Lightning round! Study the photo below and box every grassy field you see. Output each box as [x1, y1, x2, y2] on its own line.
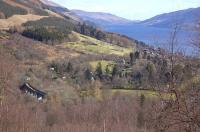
[0, 14, 47, 29]
[111, 89, 175, 99]
[77, 89, 175, 101]
[179, 75, 200, 90]
[89, 60, 115, 72]
[63, 33, 133, 56]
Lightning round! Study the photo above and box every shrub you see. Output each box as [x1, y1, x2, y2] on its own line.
[75, 23, 106, 40]
[95, 62, 103, 79]
[135, 51, 140, 59]
[84, 68, 93, 80]
[46, 112, 58, 127]
[112, 64, 119, 79]
[130, 52, 135, 65]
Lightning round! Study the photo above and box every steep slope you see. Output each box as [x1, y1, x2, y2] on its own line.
[0, 0, 51, 17]
[0, 0, 50, 29]
[71, 10, 132, 26]
[63, 32, 133, 56]
[0, 14, 47, 30]
[140, 7, 200, 29]
[40, 0, 81, 22]
[18, 0, 45, 8]
[40, 0, 60, 7]
[3, 0, 46, 12]
[3, 0, 33, 14]
[0, 0, 79, 29]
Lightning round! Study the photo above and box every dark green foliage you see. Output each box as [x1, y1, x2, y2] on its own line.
[112, 65, 119, 79]
[135, 51, 140, 59]
[49, 61, 74, 76]
[105, 65, 110, 75]
[23, 17, 75, 31]
[66, 62, 73, 73]
[23, 18, 106, 42]
[130, 52, 134, 65]
[85, 68, 93, 80]
[0, 1, 27, 18]
[133, 72, 143, 87]
[75, 23, 106, 40]
[49, 61, 60, 74]
[22, 27, 66, 43]
[146, 62, 156, 81]
[95, 62, 103, 79]
[22, 17, 75, 42]
[96, 31, 106, 40]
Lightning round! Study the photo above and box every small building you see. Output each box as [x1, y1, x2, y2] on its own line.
[20, 83, 47, 101]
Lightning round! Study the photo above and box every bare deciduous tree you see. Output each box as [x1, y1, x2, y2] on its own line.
[150, 23, 200, 132]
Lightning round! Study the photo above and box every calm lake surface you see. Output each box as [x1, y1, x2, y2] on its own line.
[105, 24, 199, 56]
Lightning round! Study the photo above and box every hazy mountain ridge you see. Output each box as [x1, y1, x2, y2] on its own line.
[72, 7, 200, 30]
[139, 7, 200, 29]
[40, 0, 81, 21]
[40, 0, 60, 7]
[40, 1, 200, 30]
[71, 9, 133, 26]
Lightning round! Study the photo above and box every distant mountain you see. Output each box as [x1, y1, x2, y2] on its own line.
[140, 7, 200, 29]
[40, 0, 60, 7]
[40, 0, 81, 22]
[71, 10, 133, 26]
[41, 0, 70, 12]
[71, 7, 200, 30]
[102, 8, 200, 55]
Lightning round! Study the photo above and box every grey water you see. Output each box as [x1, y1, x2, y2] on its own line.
[104, 24, 199, 56]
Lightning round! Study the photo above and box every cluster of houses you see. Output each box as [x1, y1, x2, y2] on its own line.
[18, 48, 161, 102]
